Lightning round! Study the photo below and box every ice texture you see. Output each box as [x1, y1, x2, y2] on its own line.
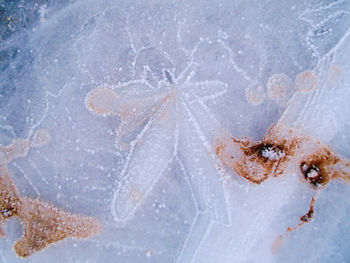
[0, 0, 350, 262]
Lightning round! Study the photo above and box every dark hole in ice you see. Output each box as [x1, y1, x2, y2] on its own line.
[300, 162, 326, 188]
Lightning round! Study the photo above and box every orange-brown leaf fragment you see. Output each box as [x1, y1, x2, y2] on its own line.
[0, 166, 20, 234]
[14, 197, 103, 258]
[215, 125, 302, 184]
[0, 165, 103, 258]
[215, 123, 350, 187]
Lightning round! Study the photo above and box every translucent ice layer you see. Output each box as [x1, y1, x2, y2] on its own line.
[0, 0, 350, 262]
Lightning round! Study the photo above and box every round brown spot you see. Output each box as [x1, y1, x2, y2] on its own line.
[32, 129, 51, 148]
[295, 71, 318, 93]
[246, 84, 266, 106]
[266, 73, 291, 102]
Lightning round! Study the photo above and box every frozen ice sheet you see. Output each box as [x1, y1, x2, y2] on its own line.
[0, 0, 350, 262]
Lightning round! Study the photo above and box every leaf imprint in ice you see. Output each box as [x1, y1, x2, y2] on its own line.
[85, 83, 176, 151]
[84, 54, 230, 224]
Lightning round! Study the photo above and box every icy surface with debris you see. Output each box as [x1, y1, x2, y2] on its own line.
[1, 0, 350, 262]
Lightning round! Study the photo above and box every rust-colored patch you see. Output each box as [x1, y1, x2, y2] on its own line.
[0, 165, 102, 258]
[15, 197, 102, 258]
[266, 73, 291, 103]
[299, 148, 339, 189]
[272, 197, 317, 253]
[272, 235, 284, 254]
[215, 124, 303, 184]
[0, 166, 20, 235]
[235, 141, 286, 183]
[32, 129, 51, 148]
[85, 85, 120, 116]
[286, 197, 316, 235]
[215, 123, 348, 187]
[214, 123, 350, 243]
[0, 139, 30, 165]
[246, 84, 266, 106]
[295, 71, 318, 93]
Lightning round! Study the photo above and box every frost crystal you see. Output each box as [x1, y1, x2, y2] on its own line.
[261, 145, 285, 161]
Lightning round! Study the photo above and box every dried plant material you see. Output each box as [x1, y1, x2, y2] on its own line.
[215, 125, 303, 184]
[0, 139, 30, 165]
[246, 84, 266, 106]
[273, 196, 318, 251]
[287, 196, 316, 235]
[0, 166, 21, 236]
[295, 71, 318, 93]
[15, 197, 103, 258]
[31, 129, 52, 148]
[266, 73, 291, 103]
[0, 165, 103, 258]
[215, 123, 348, 185]
[215, 123, 350, 234]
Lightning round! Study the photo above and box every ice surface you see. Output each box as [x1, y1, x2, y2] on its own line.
[0, 0, 350, 262]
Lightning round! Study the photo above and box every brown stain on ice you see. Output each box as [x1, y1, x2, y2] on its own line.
[271, 234, 284, 254]
[0, 166, 20, 236]
[129, 184, 145, 203]
[85, 85, 120, 116]
[215, 125, 304, 184]
[246, 85, 266, 106]
[15, 197, 102, 258]
[215, 123, 350, 243]
[32, 129, 51, 148]
[1, 130, 53, 165]
[273, 196, 317, 253]
[85, 85, 176, 150]
[215, 124, 348, 186]
[0, 165, 102, 258]
[287, 196, 316, 235]
[0, 139, 30, 165]
[266, 73, 291, 103]
[295, 71, 318, 93]
[299, 148, 342, 189]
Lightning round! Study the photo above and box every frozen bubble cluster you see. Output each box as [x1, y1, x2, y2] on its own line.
[1, 0, 350, 262]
